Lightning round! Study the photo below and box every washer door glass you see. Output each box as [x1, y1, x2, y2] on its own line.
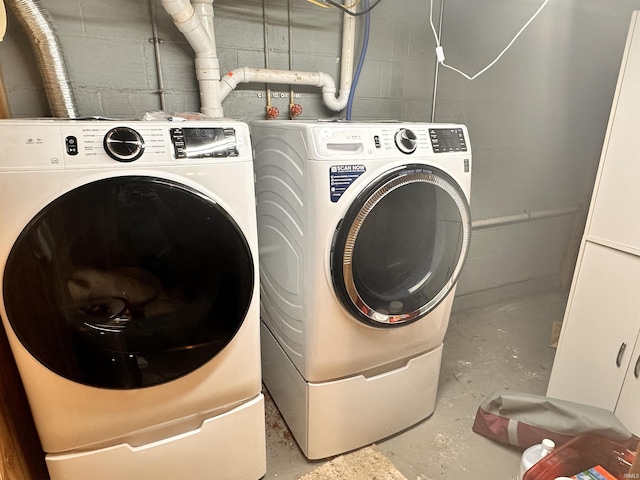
[3, 177, 254, 389]
[331, 164, 471, 327]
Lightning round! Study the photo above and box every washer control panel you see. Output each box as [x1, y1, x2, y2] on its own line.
[311, 122, 469, 160]
[429, 127, 468, 153]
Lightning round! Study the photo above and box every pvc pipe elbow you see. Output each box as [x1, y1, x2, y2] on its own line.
[219, 68, 245, 101]
[160, 0, 194, 22]
[318, 72, 348, 111]
[323, 89, 350, 112]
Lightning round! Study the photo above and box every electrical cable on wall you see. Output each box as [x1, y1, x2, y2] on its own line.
[430, 0, 551, 80]
[321, 0, 383, 16]
[306, 0, 384, 17]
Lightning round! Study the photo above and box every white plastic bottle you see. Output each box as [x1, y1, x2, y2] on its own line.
[517, 438, 555, 480]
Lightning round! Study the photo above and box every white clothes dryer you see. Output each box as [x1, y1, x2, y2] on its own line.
[0, 119, 265, 479]
[251, 120, 472, 459]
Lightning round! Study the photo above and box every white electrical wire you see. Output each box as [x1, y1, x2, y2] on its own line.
[430, 0, 551, 80]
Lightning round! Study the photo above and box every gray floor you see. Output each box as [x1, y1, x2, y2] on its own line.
[262, 289, 568, 479]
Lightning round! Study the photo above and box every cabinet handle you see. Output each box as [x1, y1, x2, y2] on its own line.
[634, 356, 640, 379]
[616, 342, 627, 367]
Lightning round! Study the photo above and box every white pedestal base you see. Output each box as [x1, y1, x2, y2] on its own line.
[46, 394, 266, 480]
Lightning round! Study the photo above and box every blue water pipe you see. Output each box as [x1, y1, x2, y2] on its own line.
[345, 0, 371, 121]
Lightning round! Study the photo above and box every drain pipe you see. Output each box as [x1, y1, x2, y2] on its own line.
[219, 9, 356, 111]
[219, 67, 344, 109]
[191, 0, 223, 118]
[162, 0, 356, 117]
[162, 0, 223, 118]
[6, 0, 77, 118]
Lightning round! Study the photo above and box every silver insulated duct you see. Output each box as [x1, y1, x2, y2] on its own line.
[6, 0, 77, 118]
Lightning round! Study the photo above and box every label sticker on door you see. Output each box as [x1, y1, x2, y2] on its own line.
[329, 164, 366, 203]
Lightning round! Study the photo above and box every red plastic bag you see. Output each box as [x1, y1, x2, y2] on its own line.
[472, 390, 637, 449]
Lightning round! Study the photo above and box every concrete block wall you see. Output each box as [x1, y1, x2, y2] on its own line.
[0, 0, 436, 121]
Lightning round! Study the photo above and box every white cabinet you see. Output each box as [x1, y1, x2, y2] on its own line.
[547, 242, 640, 424]
[588, 10, 640, 252]
[547, 12, 640, 436]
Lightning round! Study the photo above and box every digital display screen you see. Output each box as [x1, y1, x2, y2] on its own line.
[437, 130, 459, 149]
[430, 128, 467, 153]
[171, 127, 237, 158]
[183, 128, 225, 146]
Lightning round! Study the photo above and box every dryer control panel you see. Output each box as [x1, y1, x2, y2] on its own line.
[169, 127, 239, 159]
[0, 119, 252, 171]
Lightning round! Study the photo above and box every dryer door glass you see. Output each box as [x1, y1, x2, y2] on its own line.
[331, 164, 470, 327]
[3, 177, 254, 389]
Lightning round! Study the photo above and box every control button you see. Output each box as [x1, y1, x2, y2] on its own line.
[169, 127, 186, 158]
[65, 136, 79, 155]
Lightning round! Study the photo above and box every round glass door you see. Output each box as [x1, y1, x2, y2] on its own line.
[331, 164, 471, 327]
[3, 176, 254, 389]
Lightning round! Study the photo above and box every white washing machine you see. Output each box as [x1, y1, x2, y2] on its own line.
[251, 120, 472, 459]
[0, 119, 265, 479]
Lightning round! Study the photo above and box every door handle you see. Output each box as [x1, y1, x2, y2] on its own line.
[616, 342, 627, 367]
[634, 355, 640, 379]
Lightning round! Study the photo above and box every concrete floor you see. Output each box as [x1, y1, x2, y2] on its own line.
[262, 289, 568, 479]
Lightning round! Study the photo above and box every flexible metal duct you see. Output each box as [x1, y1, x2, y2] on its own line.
[6, 0, 77, 117]
[1, 1, 7, 41]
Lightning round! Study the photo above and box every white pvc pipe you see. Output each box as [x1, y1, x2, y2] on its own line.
[193, 0, 215, 42]
[219, 67, 337, 102]
[219, 9, 355, 112]
[162, 0, 357, 116]
[161, 0, 223, 118]
[184, 1, 223, 118]
[336, 9, 356, 109]
[161, 0, 193, 22]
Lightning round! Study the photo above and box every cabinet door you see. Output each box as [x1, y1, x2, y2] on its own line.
[547, 242, 640, 410]
[615, 331, 640, 436]
[588, 14, 640, 250]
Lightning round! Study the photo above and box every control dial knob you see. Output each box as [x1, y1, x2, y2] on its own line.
[103, 127, 145, 162]
[394, 128, 418, 154]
